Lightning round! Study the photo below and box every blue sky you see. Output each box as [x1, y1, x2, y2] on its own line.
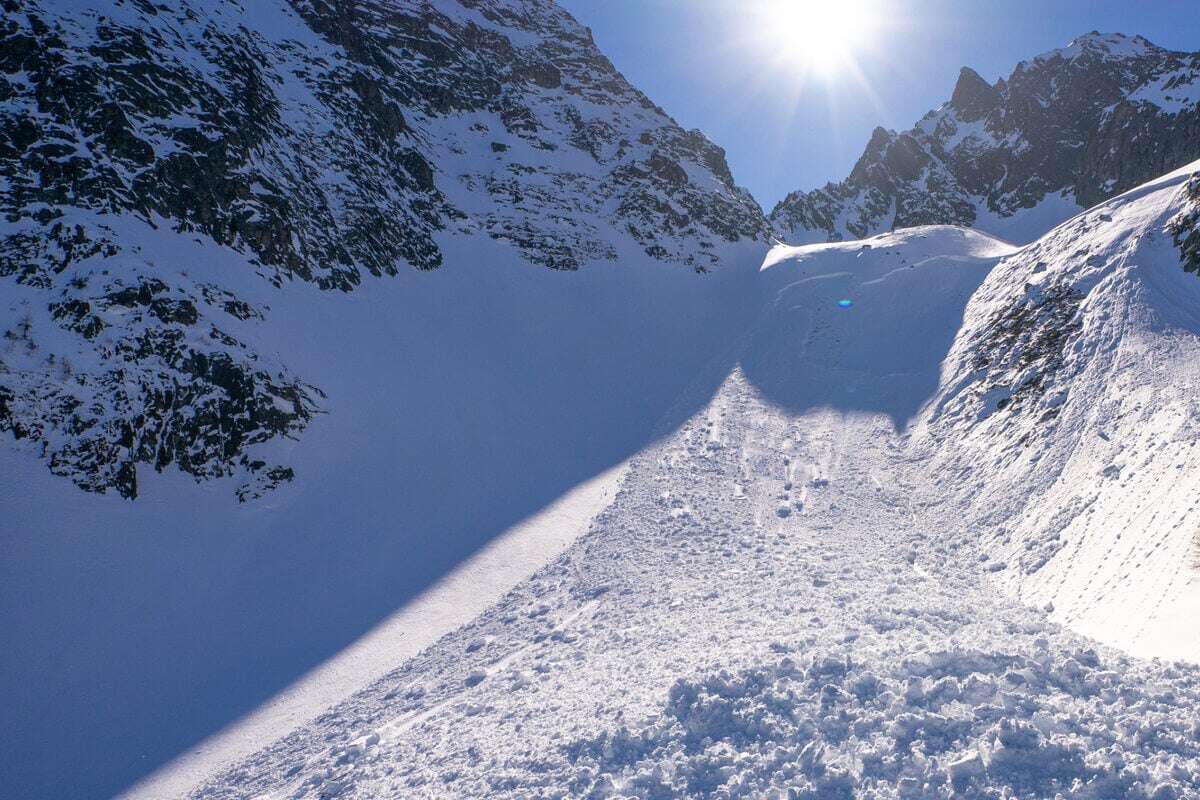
[556, 0, 1200, 209]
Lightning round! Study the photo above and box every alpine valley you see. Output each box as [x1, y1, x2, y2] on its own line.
[1, 3, 1199, 799]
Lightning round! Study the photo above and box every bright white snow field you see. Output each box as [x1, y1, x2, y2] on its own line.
[5, 156, 1200, 796]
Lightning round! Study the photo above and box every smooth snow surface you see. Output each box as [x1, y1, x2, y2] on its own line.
[750, 227, 1016, 430]
[971, 191, 1084, 246]
[119, 460, 628, 800]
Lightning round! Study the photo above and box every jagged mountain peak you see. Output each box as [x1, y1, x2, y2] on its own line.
[949, 66, 1000, 121]
[859, 125, 897, 154]
[771, 31, 1200, 246]
[0, 0, 769, 500]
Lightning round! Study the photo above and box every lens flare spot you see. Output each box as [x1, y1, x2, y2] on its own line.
[749, 0, 883, 79]
[837, 299, 854, 308]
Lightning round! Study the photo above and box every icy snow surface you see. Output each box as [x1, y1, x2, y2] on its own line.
[180, 211, 1200, 798]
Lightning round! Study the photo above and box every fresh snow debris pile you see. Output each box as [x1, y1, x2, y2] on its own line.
[567, 644, 1200, 800]
[771, 33, 1200, 246]
[918, 161, 1200, 662]
[186, 172, 1200, 799]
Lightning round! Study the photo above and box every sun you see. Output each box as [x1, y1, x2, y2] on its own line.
[750, 0, 881, 79]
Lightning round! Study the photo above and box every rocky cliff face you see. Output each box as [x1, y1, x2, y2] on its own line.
[1168, 172, 1200, 274]
[0, 0, 768, 499]
[770, 33, 1200, 245]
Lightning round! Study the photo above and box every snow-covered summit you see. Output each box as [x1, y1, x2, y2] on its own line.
[770, 33, 1200, 246]
[1035, 31, 1159, 64]
[0, 0, 769, 500]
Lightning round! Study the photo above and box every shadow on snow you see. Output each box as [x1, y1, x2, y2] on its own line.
[0, 235, 1001, 799]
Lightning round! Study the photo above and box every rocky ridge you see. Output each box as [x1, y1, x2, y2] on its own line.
[0, 0, 768, 498]
[770, 33, 1200, 245]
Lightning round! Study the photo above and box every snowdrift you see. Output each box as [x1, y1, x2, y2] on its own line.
[746, 226, 1015, 428]
[919, 161, 1200, 662]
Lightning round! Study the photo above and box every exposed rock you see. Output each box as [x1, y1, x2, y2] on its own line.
[1167, 173, 1200, 274]
[0, 0, 768, 499]
[772, 33, 1200, 244]
[949, 67, 1001, 121]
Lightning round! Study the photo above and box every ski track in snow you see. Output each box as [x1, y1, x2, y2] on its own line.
[187, 217, 1200, 799]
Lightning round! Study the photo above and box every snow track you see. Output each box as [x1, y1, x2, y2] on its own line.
[190, 219, 1200, 799]
[191, 369, 1200, 800]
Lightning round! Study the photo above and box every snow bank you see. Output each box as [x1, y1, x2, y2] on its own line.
[920, 159, 1200, 662]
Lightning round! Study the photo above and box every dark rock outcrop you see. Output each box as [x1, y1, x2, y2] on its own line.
[1167, 172, 1200, 275]
[771, 33, 1200, 244]
[0, 0, 769, 499]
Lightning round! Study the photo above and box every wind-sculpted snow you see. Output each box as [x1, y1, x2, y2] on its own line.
[919, 162, 1200, 661]
[0, 0, 767, 498]
[771, 33, 1200, 245]
[745, 226, 1014, 428]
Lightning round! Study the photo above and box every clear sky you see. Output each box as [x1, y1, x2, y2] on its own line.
[556, 0, 1200, 210]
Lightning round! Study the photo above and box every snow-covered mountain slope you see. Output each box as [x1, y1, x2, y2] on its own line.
[6, 5, 1200, 798]
[744, 227, 1015, 429]
[0, 0, 767, 500]
[182, 220, 1200, 800]
[916, 161, 1200, 662]
[0, 2, 775, 798]
[0, 226, 764, 800]
[770, 33, 1200, 245]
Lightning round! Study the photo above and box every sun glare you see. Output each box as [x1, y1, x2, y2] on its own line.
[751, 0, 881, 79]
